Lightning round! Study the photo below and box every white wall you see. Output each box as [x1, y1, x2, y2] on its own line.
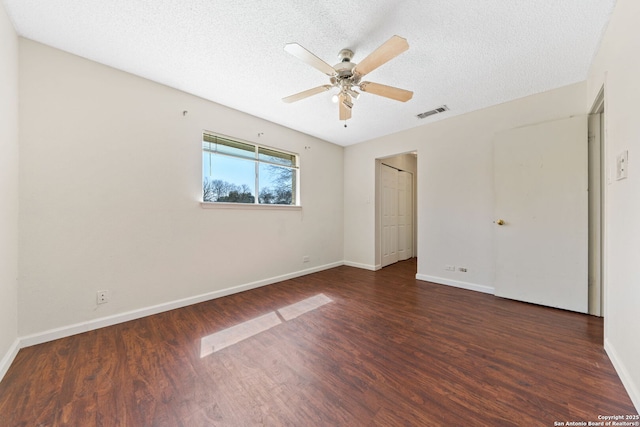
[344, 82, 586, 288]
[0, 3, 19, 379]
[587, 0, 640, 410]
[18, 39, 344, 338]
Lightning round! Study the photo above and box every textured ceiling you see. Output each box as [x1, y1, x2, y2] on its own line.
[3, 0, 616, 146]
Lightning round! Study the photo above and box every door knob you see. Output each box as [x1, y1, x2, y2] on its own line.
[495, 219, 505, 225]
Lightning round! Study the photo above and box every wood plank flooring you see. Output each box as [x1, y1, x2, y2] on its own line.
[0, 259, 636, 426]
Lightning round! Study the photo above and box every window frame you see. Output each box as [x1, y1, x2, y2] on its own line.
[201, 132, 301, 209]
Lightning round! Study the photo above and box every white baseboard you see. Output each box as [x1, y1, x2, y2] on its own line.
[19, 261, 344, 349]
[0, 338, 20, 383]
[415, 273, 495, 295]
[343, 261, 381, 271]
[604, 338, 640, 413]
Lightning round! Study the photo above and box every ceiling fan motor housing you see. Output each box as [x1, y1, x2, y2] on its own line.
[334, 48, 358, 82]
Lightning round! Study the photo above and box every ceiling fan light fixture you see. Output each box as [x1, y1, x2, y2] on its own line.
[345, 88, 360, 100]
[331, 94, 339, 103]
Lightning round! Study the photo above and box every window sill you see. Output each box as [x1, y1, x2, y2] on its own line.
[200, 202, 302, 211]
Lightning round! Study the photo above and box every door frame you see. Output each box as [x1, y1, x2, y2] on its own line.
[589, 86, 606, 317]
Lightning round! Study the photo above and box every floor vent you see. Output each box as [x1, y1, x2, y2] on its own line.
[417, 105, 449, 119]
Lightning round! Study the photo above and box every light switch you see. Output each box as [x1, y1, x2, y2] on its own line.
[616, 150, 628, 180]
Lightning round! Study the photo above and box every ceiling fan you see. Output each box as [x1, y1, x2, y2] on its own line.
[282, 35, 413, 123]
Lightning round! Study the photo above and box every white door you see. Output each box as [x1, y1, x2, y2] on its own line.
[494, 116, 588, 313]
[381, 164, 399, 267]
[397, 171, 413, 261]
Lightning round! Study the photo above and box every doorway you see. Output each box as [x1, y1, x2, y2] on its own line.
[493, 116, 589, 313]
[376, 153, 417, 269]
[492, 99, 606, 316]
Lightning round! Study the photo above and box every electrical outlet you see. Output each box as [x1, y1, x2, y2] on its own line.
[302, 255, 310, 263]
[96, 290, 109, 305]
[458, 267, 468, 272]
[445, 265, 456, 271]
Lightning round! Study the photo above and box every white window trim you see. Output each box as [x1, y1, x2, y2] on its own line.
[200, 202, 302, 211]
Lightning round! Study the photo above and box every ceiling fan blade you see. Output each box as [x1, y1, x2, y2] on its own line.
[339, 93, 352, 120]
[359, 81, 413, 102]
[353, 35, 409, 77]
[282, 85, 333, 103]
[284, 43, 336, 76]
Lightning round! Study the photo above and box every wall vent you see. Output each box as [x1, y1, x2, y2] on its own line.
[416, 105, 449, 119]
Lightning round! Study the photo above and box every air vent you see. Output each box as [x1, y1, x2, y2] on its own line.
[417, 105, 449, 119]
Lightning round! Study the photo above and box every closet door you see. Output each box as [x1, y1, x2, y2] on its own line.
[398, 171, 413, 261]
[381, 164, 399, 267]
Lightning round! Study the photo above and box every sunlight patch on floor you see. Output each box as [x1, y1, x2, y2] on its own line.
[277, 293, 333, 321]
[200, 293, 333, 357]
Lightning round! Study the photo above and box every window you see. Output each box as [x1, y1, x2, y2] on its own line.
[202, 133, 299, 205]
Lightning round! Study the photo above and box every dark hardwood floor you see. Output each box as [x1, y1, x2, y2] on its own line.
[0, 259, 636, 426]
